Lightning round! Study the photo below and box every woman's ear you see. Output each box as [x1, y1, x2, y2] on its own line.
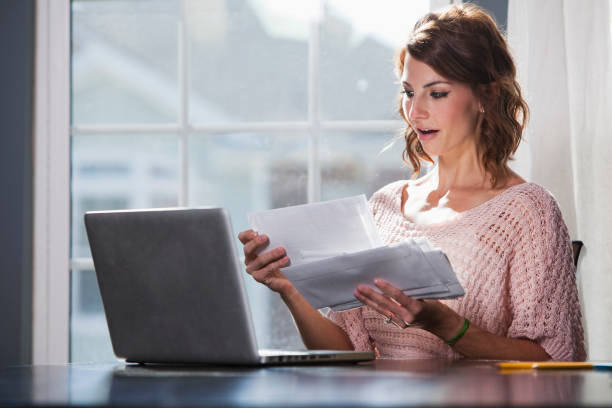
[489, 81, 500, 99]
[477, 82, 499, 112]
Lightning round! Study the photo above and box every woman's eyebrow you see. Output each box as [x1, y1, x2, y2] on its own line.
[402, 80, 451, 88]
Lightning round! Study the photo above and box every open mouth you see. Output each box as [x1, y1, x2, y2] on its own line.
[417, 128, 439, 139]
[417, 128, 439, 135]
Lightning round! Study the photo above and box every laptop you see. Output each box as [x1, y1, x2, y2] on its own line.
[84, 207, 375, 365]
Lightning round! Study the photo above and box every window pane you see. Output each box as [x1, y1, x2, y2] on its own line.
[72, 0, 180, 124]
[70, 268, 115, 362]
[187, 0, 309, 123]
[189, 132, 308, 349]
[188, 133, 308, 231]
[71, 134, 179, 259]
[320, 0, 431, 120]
[321, 132, 413, 201]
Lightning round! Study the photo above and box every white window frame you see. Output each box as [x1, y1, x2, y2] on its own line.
[35, 0, 449, 364]
[33, 0, 71, 364]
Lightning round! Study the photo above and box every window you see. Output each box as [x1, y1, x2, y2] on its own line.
[70, 0, 433, 361]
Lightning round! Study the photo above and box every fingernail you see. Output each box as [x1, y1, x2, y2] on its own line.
[374, 278, 381, 285]
[276, 247, 285, 256]
[258, 235, 266, 243]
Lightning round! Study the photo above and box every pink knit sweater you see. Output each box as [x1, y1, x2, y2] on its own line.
[327, 180, 586, 361]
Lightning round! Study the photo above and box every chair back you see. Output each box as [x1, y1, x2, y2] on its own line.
[572, 240, 584, 268]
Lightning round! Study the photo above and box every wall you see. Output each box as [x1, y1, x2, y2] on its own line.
[0, 0, 34, 366]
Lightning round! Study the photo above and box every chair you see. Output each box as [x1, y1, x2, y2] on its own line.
[571, 240, 584, 268]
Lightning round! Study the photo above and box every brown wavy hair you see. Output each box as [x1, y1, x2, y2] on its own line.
[396, 3, 528, 188]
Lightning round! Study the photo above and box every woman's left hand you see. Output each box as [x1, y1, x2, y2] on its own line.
[354, 278, 426, 329]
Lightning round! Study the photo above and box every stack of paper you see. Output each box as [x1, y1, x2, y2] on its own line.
[248, 195, 464, 311]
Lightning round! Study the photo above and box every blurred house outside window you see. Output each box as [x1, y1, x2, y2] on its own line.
[70, 0, 431, 362]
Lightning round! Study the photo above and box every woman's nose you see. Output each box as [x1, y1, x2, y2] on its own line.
[406, 97, 427, 122]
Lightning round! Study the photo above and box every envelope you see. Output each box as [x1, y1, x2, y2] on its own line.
[248, 195, 465, 311]
[248, 195, 382, 266]
[282, 241, 464, 311]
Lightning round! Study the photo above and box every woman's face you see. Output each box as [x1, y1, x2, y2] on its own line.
[401, 53, 481, 158]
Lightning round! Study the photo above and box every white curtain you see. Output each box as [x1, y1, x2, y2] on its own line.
[508, 0, 612, 359]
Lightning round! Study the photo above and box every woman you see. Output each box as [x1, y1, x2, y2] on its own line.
[238, 4, 585, 361]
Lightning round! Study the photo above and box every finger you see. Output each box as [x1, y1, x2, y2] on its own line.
[355, 290, 412, 328]
[243, 234, 269, 262]
[238, 229, 256, 244]
[353, 288, 398, 322]
[246, 247, 286, 274]
[355, 285, 416, 323]
[252, 256, 290, 284]
[374, 278, 423, 316]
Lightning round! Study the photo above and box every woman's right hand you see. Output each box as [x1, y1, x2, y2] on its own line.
[237, 229, 293, 295]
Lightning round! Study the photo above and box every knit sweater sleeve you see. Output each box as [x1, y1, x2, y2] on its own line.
[326, 307, 374, 351]
[506, 188, 586, 361]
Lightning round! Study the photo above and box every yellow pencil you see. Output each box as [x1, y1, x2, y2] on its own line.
[498, 361, 594, 370]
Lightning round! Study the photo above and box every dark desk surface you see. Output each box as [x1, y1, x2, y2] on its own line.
[1, 359, 611, 407]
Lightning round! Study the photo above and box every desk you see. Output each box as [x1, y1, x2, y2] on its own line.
[0, 359, 611, 407]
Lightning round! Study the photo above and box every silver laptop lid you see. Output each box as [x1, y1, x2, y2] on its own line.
[84, 208, 261, 365]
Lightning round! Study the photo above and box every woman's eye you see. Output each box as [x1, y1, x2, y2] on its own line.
[402, 90, 414, 98]
[431, 91, 449, 99]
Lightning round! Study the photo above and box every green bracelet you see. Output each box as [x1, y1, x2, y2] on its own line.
[444, 318, 470, 346]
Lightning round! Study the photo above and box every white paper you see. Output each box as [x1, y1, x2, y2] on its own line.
[248, 195, 382, 266]
[248, 195, 464, 310]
